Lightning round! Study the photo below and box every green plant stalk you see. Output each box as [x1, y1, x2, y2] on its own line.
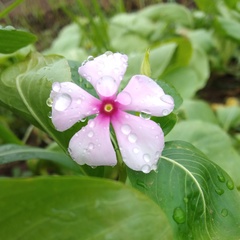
[0, 0, 25, 19]
[0, 123, 23, 145]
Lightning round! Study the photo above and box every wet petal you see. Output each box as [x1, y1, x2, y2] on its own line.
[78, 52, 128, 95]
[112, 111, 164, 173]
[69, 115, 117, 166]
[50, 82, 100, 131]
[119, 75, 174, 117]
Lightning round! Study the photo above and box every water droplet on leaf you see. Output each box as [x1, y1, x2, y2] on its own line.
[46, 97, 53, 107]
[121, 124, 131, 135]
[172, 207, 186, 224]
[217, 174, 225, 183]
[215, 188, 224, 195]
[221, 208, 228, 217]
[54, 94, 72, 111]
[226, 180, 234, 190]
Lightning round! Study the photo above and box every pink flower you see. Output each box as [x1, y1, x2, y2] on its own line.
[50, 52, 174, 173]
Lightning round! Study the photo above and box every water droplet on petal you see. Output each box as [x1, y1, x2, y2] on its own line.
[68, 147, 72, 155]
[88, 143, 94, 150]
[128, 133, 137, 143]
[160, 94, 174, 105]
[121, 54, 128, 63]
[87, 56, 94, 61]
[151, 164, 158, 171]
[96, 76, 118, 97]
[172, 207, 186, 224]
[76, 98, 82, 104]
[105, 51, 113, 56]
[81, 60, 88, 66]
[143, 154, 151, 163]
[88, 131, 94, 138]
[162, 109, 170, 116]
[121, 124, 131, 135]
[141, 164, 151, 173]
[155, 151, 160, 160]
[116, 91, 132, 106]
[52, 82, 61, 92]
[54, 94, 72, 111]
[46, 97, 53, 107]
[133, 147, 139, 154]
[88, 119, 95, 128]
[221, 208, 228, 217]
[140, 110, 151, 120]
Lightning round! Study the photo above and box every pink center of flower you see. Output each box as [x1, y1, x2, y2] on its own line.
[100, 99, 119, 116]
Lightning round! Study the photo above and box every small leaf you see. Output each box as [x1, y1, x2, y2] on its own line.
[140, 49, 151, 77]
[0, 27, 37, 54]
[0, 144, 82, 173]
[0, 176, 173, 240]
[128, 140, 240, 239]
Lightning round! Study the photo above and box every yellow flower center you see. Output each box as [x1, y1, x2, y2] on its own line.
[104, 103, 113, 113]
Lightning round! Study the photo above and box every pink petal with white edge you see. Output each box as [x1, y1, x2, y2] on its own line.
[50, 82, 100, 131]
[112, 111, 164, 173]
[118, 75, 174, 117]
[69, 115, 117, 166]
[78, 52, 128, 97]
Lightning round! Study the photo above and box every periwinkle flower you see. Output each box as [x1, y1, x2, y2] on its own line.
[49, 52, 174, 173]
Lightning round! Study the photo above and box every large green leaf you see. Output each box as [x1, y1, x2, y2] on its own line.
[0, 52, 79, 150]
[0, 27, 37, 54]
[128, 141, 240, 240]
[0, 176, 173, 240]
[166, 120, 240, 186]
[0, 144, 82, 173]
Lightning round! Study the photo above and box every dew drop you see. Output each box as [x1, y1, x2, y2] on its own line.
[48, 111, 52, 118]
[128, 133, 137, 143]
[52, 82, 61, 92]
[221, 209, 228, 217]
[141, 164, 151, 173]
[87, 56, 94, 61]
[226, 180, 234, 190]
[183, 197, 188, 203]
[151, 164, 158, 171]
[172, 207, 186, 224]
[162, 109, 170, 116]
[140, 110, 151, 120]
[105, 51, 113, 56]
[133, 147, 139, 154]
[217, 174, 225, 183]
[88, 119, 95, 128]
[88, 143, 94, 150]
[121, 124, 131, 135]
[116, 91, 132, 106]
[143, 154, 151, 163]
[160, 94, 174, 105]
[68, 147, 72, 155]
[76, 98, 82, 104]
[54, 94, 72, 111]
[80, 117, 87, 122]
[96, 76, 117, 97]
[215, 188, 224, 195]
[46, 97, 53, 107]
[88, 131, 94, 138]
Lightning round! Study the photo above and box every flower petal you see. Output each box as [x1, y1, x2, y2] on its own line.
[118, 75, 174, 117]
[69, 115, 117, 166]
[112, 111, 164, 173]
[50, 82, 100, 131]
[78, 52, 128, 96]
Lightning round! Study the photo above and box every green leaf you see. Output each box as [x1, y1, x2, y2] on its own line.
[0, 176, 173, 240]
[0, 144, 82, 173]
[140, 49, 151, 77]
[128, 141, 240, 240]
[215, 106, 240, 131]
[166, 120, 240, 186]
[0, 27, 37, 54]
[193, 0, 218, 13]
[216, 16, 240, 42]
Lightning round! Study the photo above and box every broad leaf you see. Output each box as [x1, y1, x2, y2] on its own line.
[0, 176, 173, 240]
[128, 141, 240, 240]
[166, 120, 240, 186]
[0, 144, 82, 173]
[0, 27, 37, 54]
